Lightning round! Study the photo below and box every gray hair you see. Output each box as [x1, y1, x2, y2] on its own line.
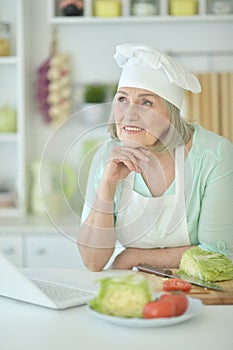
[108, 101, 194, 152]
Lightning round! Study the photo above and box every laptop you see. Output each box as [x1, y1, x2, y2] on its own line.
[0, 252, 95, 309]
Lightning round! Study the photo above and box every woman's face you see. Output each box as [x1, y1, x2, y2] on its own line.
[113, 87, 170, 148]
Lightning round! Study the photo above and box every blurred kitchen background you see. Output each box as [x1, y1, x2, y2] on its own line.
[0, 0, 232, 268]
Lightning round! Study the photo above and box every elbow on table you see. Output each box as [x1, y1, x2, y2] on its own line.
[77, 244, 107, 272]
[84, 262, 104, 272]
[82, 257, 106, 272]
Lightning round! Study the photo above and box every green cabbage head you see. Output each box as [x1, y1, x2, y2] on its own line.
[179, 247, 233, 282]
[89, 273, 153, 318]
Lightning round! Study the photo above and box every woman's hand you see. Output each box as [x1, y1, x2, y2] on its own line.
[103, 146, 150, 184]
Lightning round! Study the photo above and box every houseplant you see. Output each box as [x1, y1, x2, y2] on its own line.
[82, 83, 108, 123]
[84, 83, 107, 104]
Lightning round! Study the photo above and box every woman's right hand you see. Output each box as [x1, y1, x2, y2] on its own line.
[102, 146, 150, 184]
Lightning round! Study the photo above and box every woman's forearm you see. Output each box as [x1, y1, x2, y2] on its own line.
[77, 179, 117, 271]
[77, 144, 161, 271]
[111, 246, 195, 270]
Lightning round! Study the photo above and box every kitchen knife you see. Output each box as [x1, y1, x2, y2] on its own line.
[136, 263, 224, 291]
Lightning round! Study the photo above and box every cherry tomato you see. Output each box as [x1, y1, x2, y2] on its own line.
[143, 298, 176, 319]
[160, 292, 189, 316]
[163, 278, 192, 292]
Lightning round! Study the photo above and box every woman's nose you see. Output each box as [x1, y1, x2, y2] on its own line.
[123, 103, 140, 121]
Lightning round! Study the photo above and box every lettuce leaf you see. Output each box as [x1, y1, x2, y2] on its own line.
[89, 274, 153, 318]
[179, 247, 233, 282]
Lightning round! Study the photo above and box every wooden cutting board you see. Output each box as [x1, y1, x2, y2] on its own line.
[186, 280, 233, 305]
[138, 272, 233, 305]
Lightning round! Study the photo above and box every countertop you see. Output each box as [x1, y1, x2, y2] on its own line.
[0, 214, 79, 234]
[0, 268, 233, 350]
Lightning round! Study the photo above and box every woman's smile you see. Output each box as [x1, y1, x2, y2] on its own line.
[123, 125, 144, 134]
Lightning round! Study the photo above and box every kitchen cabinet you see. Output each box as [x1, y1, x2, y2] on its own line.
[0, 216, 83, 268]
[25, 234, 84, 268]
[0, 228, 84, 268]
[0, 229, 123, 269]
[0, 211, 124, 268]
[0, 0, 26, 217]
[0, 234, 23, 266]
[25, 234, 124, 269]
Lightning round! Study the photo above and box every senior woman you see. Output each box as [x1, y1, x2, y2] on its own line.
[77, 43, 233, 272]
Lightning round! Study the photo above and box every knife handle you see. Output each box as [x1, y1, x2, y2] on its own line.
[136, 264, 174, 278]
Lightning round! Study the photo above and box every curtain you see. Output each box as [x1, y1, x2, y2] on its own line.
[184, 72, 233, 142]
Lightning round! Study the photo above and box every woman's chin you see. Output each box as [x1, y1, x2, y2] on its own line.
[120, 139, 144, 148]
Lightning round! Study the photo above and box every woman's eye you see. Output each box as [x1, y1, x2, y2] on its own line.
[118, 96, 127, 103]
[143, 100, 153, 107]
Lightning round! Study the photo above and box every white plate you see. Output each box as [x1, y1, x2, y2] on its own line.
[86, 296, 203, 328]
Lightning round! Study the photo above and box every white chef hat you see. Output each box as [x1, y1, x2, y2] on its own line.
[114, 43, 201, 110]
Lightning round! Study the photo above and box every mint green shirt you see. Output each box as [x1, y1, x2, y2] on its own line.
[81, 125, 233, 258]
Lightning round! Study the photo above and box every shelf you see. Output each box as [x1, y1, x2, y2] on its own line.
[0, 207, 21, 218]
[0, 57, 18, 65]
[0, 133, 19, 142]
[49, 0, 233, 24]
[49, 13, 233, 24]
[0, 0, 26, 219]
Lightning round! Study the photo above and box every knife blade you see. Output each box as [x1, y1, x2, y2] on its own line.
[136, 263, 224, 291]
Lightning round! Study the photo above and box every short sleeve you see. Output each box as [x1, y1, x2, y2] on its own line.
[80, 144, 106, 224]
[80, 139, 118, 224]
[197, 139, 233, 259]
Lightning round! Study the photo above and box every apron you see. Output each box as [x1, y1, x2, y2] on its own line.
[115, 145, 191, 248]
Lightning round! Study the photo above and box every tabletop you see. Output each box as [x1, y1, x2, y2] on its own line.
[1, 268, 233, 350]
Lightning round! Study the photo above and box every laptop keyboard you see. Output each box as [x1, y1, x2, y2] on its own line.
[31, 279, 94, 303]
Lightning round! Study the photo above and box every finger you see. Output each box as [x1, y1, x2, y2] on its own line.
[119, 147, 150, 162]
[116, 153, 142, 172]
[110, 150, 139, 166]
[109, 147, 146, 173]
[123, 160, 141, 173]
[113, 156, 140, 173]
[139, 147, 151, 156]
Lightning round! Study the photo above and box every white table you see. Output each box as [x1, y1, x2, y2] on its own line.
[1, 269, 233, 350]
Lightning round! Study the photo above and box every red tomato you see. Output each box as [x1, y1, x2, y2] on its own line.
[160, 292, 189, 316]
[163, 278, 192, 292]
[143, 298, 176, 319]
